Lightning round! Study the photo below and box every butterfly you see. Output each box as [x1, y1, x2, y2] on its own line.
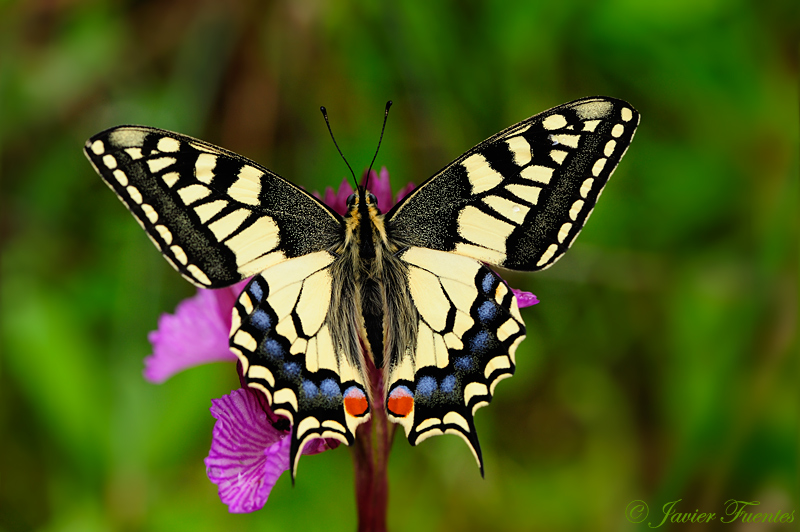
[85, 97, 639, 478]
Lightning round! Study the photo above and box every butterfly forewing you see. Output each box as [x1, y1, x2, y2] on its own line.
[386, 97, 639, 271]
[84, 126, 342, 288]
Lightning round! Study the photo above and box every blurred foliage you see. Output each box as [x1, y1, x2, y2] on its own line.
[1, 0, 797, 531]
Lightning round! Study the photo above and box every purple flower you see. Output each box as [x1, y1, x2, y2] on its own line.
[315, 167, 414, 215]
[144, 168, 537, 512]
[204, 388, 335, 513]
[512, 289, 539, 308]
[144, 280, 249, 383]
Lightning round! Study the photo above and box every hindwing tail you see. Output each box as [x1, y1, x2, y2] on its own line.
[386, 248, 526, 473]
[229, 252, 371, 478]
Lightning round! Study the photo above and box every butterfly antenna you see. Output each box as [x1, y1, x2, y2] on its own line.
[320, 106, 357, 190]
[364, 100, 393, 190]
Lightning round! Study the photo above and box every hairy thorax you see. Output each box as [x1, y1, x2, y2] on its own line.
[330, 192, 418, 394]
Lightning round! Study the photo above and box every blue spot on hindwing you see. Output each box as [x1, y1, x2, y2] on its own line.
[263, 338, 284, 359]
[249, 280, 263, 301]
[302, 379, 318, 398]
[416, 376, 437, 397]
[320, 379, 340, 399]
[343, 385, 362, 398]
[470, 330, 492, 353]
[477, 300, 498, 322]
[390, 385, 413, 398]
[441, 375, 457, 393]
[250, 309, 271, 330]
[455, 356, 473, 371]
[481, 272, 495, 294]
[283, 362, 300, 377]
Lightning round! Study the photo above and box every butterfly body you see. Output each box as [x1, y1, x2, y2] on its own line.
[85, 97, 639, 478]
[340, 191, 399, 370]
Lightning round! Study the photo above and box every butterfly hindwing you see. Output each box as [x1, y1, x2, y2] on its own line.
[386, 247, 526, 473]
[228, 251, 372, 478]
[84, 126, 342, 288]
[386, 97, 639, 271]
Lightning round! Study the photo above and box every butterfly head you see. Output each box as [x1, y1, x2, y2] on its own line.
[345, 187, 381, 217]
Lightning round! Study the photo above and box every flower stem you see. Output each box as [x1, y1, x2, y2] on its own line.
[352, 353, 395, 532]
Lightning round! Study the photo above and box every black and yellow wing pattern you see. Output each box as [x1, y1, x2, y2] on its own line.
[85, 126, 370, 476]
[228, 253, 372, 476]
[84, 126, 341, 288]
[85, 96, 638, 479]
[385, 247, 526, 473]
[383, 97, 639, 470]
[388, 97, 639, 270]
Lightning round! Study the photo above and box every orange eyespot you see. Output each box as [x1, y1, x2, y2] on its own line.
[387, 386, 414, 417]
[343, 386, 369, 417]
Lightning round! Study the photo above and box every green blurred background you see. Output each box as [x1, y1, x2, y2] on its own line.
[1, 1, 797, 531]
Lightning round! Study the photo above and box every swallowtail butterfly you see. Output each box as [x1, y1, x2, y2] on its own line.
[85, 97, 639, 478]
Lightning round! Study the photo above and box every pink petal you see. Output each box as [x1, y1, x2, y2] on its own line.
[364, 167, 393, 210]
[205, 388, 286, 513]
[318, 178, 354, 216]
[205, 388, 338, 513]
[318, 187, 334, 208]
[302, 437, 336, 455]
[334, 178, 356, 215]
[512, 289, 539, 308]
[144, 280, 249, 383]
[322, 170, 411, 213]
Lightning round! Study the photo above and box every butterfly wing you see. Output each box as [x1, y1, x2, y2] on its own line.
[384, 97, 638, 470]
[386, 97, 639, 271]
[229, 251, 371, 479]
[84, 126, 342, 288]
[385, 247, 526, 474]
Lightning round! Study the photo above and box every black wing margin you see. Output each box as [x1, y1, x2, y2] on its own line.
[84, 126, 342, 288]
[386, 97, 639, 271]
